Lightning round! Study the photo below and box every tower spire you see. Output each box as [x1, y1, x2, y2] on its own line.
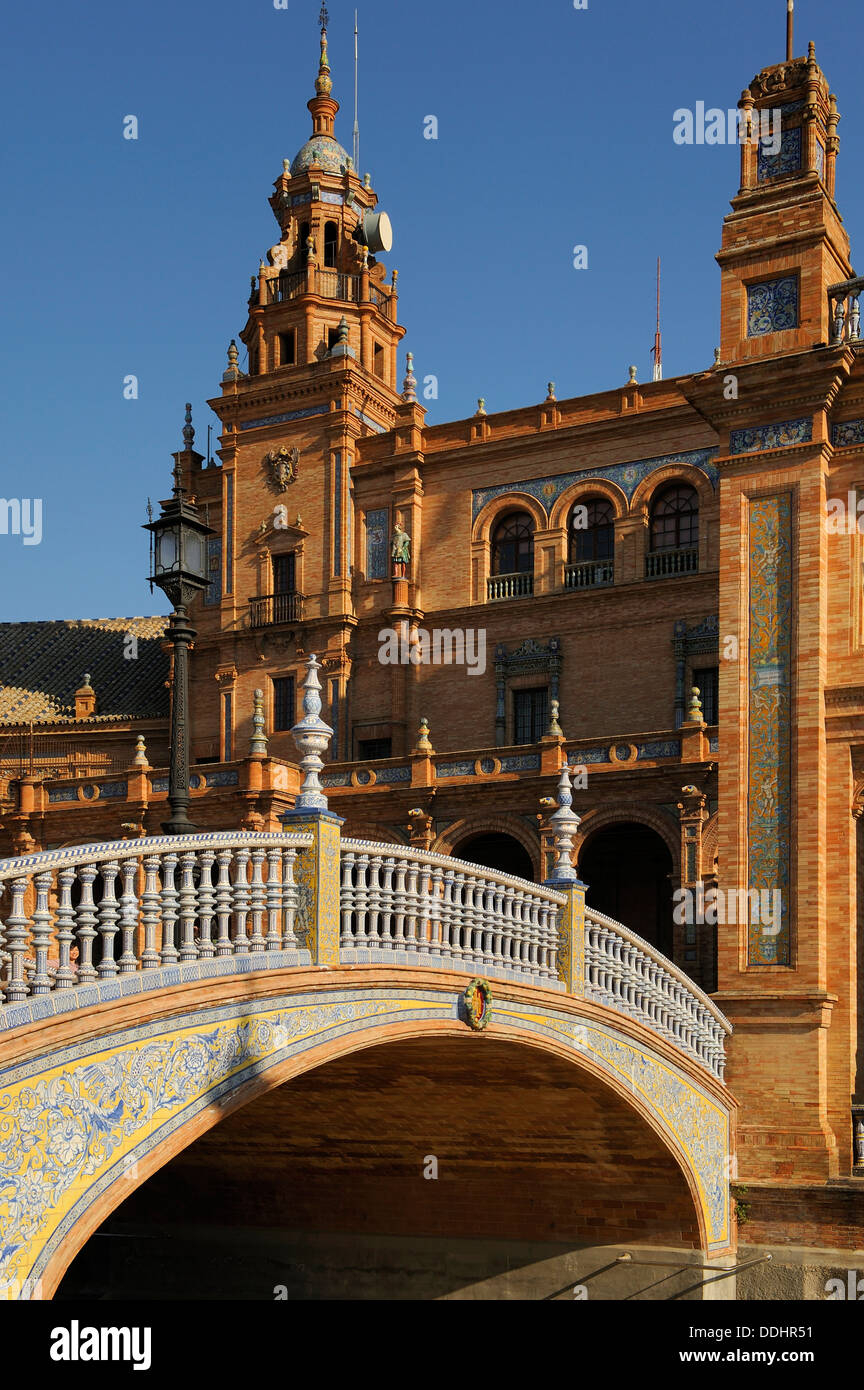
[316, 3, 332, 96]
[651, 258, 662, 382]
[786, 0, 794, 62]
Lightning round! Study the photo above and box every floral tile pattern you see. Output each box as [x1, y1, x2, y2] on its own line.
[832, 420, 864, 447]
[730, 417, 811, 455]
[748, 495, 792, 966]
[747, 276, 799, 337]
[757, 125, 801, 181]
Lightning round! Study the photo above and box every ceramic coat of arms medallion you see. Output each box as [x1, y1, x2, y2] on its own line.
[265, 446, 300, 492]
[463, 979, 492, 1031]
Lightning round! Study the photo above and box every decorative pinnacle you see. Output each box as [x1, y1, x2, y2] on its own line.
[546, 381, 557, 401]
[133, 734, 149, 767]
[337, 315, 349, 345]
[627, 365, 638, 384]
[689, 686, 703, 721]
[546, 699, 563, 738]
[476, 397, 487, 416]
[182, 402, 195, 450]
[546, 766, 582, 884]
[402, 352, 418, 403]
[250, 688, 268, 758]
[415, 716, 433, 753]
[316, 4, 332, 95]
[290, 654, 334, 810]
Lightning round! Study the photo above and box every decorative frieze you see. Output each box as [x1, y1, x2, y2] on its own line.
[729, 416, 811, 454]
[746, 277, 799, 337]
[832, 419, 864, 447]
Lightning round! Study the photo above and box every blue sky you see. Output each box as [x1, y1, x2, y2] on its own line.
[1, 0, 861, 621]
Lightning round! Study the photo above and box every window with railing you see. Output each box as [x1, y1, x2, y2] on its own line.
[488, 511, 534, 600]
[567, 497, 614, 588]
[647, 484, 699, 578]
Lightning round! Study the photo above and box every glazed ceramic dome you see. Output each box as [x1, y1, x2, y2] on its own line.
[290, 135, 349, 176]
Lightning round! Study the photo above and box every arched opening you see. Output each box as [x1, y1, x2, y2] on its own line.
[55, 1036, 701, 1301]
[490, 511, 534, 576]
[567, 496, 615, 589]
[452, 831, 535, 882]
[579, 821, 674, 959]
[323, 220, 339, 269]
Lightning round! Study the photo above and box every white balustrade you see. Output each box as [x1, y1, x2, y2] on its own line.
[584, 907, 729, 1080]
[0, 832, 309, 1005]
[339, 840, 565, 985]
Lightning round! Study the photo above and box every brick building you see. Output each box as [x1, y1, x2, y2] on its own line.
[4, 17, 864, 1261]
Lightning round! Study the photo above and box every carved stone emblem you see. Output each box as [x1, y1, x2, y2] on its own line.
[463, 978, 492, 1032]
[265, 446, 300, 492]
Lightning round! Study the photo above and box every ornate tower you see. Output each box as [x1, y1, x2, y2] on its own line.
[685, 37, 864, 1194]
[187, 7, 407, 765]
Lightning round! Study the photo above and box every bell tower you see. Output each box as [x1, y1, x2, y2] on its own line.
[190, 5, 408, 768]
[717, 40, 852, 365]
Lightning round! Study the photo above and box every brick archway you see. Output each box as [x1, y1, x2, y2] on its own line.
[433, 815, 542, 879]
[1, 970, 734, 1297]
[341, 822, 409, 847]
[575, 803, 680, 876]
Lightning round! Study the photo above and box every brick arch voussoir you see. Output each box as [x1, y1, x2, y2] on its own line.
[433, 815, 542, 878]
[472, 493, 549, 545]
[629, 464, 715, 518]
[548, 477, 629, 531]
[574, 803, 680, 877]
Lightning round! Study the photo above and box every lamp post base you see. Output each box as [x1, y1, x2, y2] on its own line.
[161, 815, 198, 836]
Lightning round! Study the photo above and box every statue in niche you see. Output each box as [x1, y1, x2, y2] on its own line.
[391, 522, 411, 577]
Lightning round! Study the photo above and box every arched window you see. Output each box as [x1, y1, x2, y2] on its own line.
[569, 497, 615, 563]
[491, 512, 534, 574]
[489, 511, 534, 599]
[323, 220, 339, 269]
[647, 484, 699, 578]
[650, 485, 698, 551]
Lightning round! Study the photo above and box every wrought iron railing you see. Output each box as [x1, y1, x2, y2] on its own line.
[249, 592, 305, 627]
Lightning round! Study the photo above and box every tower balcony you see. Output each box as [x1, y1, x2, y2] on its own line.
[263, 267, 395, 318]
[249, 592, 306, 628]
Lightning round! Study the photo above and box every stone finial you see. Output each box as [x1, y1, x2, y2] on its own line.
[133, 734, 149, 767]
[546, 699, 563, 738]
[402, 352, 418, 403]
[476, 397, 487, 416]
[364, 172, 372, 188]
[290, 654, 334, 810]
[250, 688, 268, 758]
[75, 675, 96, 720]
[546, 381, 557, 401]
[415, 717, 433, 753]
[713, 347, 721, 365]
[392, 268, 399, 286]
[329, 315, 356, 361]
[182, 403, 194, 451]
[627, 365, 638, 384]
[546, 766, 582, 883]
[223, 339, 241, 382]
[282, 157, 291, 175]
[688, 686, 703, 721]
[306, 235, 316, 265]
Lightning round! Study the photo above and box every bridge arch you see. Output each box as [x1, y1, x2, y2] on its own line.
[0, 969, 734, 1298]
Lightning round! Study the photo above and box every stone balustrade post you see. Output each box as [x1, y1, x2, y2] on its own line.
[543, 766, 588, 996]
[281, 653, 344, 967]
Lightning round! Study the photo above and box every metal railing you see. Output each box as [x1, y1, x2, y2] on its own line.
[828, 276, 864, 345]
[267, 270, 362, 305]
[0, 832, 311, 1002]
[565, 559, 614, 590]
[585, 906, 729, 1079]
[249, 592, 305, 628]
[487, 571, 534, 601]
[339, 840, 564, 985]
[645, 545, 698, 579]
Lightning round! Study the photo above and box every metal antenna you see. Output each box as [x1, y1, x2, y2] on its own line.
[651, 258, 662, 382]
[787, 0, 794, 61]
[353, 10, 360, 172]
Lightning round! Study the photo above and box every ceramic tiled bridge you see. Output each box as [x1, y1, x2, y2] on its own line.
[0, 662, 735, 1299]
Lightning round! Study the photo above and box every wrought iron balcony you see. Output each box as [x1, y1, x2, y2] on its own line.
[565, 559, 614, 590]
[828, 276, 864, 346]
[249, 592, 305, 628]
[267, 270, 363, 305]
[645, 545, 698, 580]
[487, 571, 534, 601]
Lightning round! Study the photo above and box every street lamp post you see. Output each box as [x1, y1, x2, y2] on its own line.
[144, 405, 214, 835]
